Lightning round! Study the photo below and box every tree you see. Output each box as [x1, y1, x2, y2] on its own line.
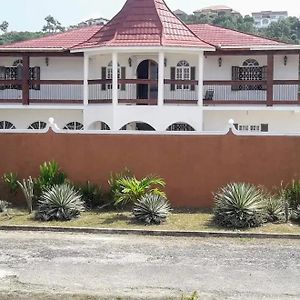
[0, 21, 9, 33]
[42, 15, 65, 33]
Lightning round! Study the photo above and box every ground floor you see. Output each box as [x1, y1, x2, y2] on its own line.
[0, 230, 299, 299]
[2, 106, 300, 133]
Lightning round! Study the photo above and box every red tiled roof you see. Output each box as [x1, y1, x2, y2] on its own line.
[188, 24, 285, 48]
[1, 26, 102, 49]
[74, 0, 213, 49]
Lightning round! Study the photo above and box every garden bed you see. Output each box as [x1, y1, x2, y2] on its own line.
[1, 209, 299, 235]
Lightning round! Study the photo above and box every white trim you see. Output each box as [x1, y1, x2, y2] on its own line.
[219, 45, 300, 50]
[158, 51, 164, 106]
[112, 52, 118, 106]
[0, 48, 66, 51]
[0, 105, 85, 110]
[83, 53, 89, 106]
[203, 105, 300, 112]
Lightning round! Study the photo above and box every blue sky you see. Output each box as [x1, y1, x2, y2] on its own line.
[1, 0, 299, 32]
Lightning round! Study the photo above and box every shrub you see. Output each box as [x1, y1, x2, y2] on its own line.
[282, 180, 300, 220]
[213, 183, 266, 229]
[77, 181, 103, 209]
[264, 195, 286, 223]
[17, 177, 34, 214]
[36, 161, 66, 191]
[2, 172, 19, 195]
[0, 200, 10, 213]
[111, 175, 166, 207]
[36, 184, 85, 221]
[133, 194, 171, 225]
[108, 168, 132, 199]
[181, 292, 199, 300]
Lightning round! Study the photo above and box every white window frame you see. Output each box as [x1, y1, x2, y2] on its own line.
[176, 60, 190, 90]
[107, 61, 121, 90]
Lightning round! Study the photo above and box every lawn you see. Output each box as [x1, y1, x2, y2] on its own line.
[0, 209, 300, 234]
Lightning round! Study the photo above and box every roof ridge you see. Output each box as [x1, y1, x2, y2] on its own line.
[153, 0, 165, 46]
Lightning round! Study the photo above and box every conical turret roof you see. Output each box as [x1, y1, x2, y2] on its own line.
[75, 0, 214, 49]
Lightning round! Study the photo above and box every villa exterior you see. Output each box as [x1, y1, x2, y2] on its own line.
[0, 0, 300, 133]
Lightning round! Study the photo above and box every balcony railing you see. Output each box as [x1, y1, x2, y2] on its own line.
[0, 80, 22, 103]
[88, 79, 112, 104]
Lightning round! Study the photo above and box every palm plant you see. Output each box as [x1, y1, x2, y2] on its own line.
[133, 194, 171, 225]
[17, 177, 34, 214]
[36, 184, 85, 221]
[112, 176, 166, 207]
[213, 182, 267, 228]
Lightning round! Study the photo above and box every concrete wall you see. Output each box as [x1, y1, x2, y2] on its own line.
[1, 130, 300, 208]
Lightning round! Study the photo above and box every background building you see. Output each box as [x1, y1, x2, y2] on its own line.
[193, 5, 241, 18]
[252, 11, 288, 29]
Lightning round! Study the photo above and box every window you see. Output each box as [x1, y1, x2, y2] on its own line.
[234, 123, 268, 133]
[28, 121, 47, 130]
[176, 60, 190, 90]
[0, 121, 16, 130]
[63, 122, 84, 131]
[232, 59, 266, 91]
[0, 59, 40, 90]
[106, 61, 121, 89]
[167, 123, 195, 132]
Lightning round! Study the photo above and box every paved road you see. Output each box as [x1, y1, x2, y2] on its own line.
[0, 231, 299, 299]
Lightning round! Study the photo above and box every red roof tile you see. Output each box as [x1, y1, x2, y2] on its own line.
[75, 0, 213, 49]
[188, 24, 285, 48]
[1, 26, 102, 49]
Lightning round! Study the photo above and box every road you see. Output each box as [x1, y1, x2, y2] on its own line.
[0, 231, 299, 299]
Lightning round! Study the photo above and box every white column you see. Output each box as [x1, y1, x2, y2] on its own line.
[83, 53, 89, 106]
[112, 52, 118, 106]
[158, 51, 165, 106]
[198, 51, 204, 107]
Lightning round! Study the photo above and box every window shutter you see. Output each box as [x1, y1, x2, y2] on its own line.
[170, 67, 176, 91]
[31, 67, 40, 90]
[231, 66, 240, 91]
[261, 123, 269, 132]
[0, 66, 5, 90]
[120, 66, 126, 91]
[261, 66, 267, 90]
[101, 67, 107, 91]
[190, 66, 196, 91]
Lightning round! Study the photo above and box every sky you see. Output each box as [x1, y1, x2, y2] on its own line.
[0, 0, 300, 32]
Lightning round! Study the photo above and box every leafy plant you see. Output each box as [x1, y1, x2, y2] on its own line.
[264, 195, 286, 223]
[77, 181, 103, 209]
[213, 183, 266, 229]
[0, 200, 10, 213]
[2, 172, 19, 194]
[17, 177, 34, 214]
[36, 161, 66, 191]
[133, 194, 171, 225]
[181, 291, 199, 300]
[108, 168, 132, 198]
[111, 175, 166, 207]
[282, 180, 300, 220]
[36, 184, 85, 221]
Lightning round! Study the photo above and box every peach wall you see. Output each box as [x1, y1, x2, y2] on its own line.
[0, 131, 300, 208]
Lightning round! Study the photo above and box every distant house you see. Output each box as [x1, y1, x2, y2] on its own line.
[252, 11, 288, 29]
[173, 9, 188, 19]
[193, 5, 241, 18]
[77, 17, 109, 28]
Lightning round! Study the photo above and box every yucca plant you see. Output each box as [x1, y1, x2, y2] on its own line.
[112, 175, 166, 207]
[213, 183, 267, 228]
[17, 177, 34, 214]
[133, 194, 171, 225]
[36, 184, 85, 221]
[264, 196, 286, 223]
[0, 200, 10, 213]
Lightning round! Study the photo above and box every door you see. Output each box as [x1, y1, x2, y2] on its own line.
[136, 60, 158, 100]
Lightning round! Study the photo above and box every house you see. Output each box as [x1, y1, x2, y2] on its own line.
[0, 0, 299, 133]
[193, 5, 241, 18]
[173, 9, 188, 19]
[252, 11, 288, 29]
[77, 17, 110, 28]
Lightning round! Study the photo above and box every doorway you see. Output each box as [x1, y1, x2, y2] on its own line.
[136, 60, 158, 100]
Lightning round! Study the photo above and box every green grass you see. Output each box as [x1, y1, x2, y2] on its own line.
[0, 208, 300, 234]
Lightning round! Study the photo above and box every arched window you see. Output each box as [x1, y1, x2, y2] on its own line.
[106, 61, 121, 89]
[63, 122, 84, 131]
[242, 59, 259, 67]
[240, 59, 262, 81]
[176, 60, 190, 90]
[0, 121, 16, 130]
[167, 123, 195, 132]
[28, 121, 47, 130]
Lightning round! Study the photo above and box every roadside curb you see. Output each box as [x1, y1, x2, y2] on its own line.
[0, 225, 299, 239]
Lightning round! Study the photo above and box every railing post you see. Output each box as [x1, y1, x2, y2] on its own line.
[158, 51, 164, 106]
[112, 52, 118, 106]
[267, 53, 274, 107]
[83, 53, 89, 106]
[22, 54, 30, 105]
[198, 51, 204, 107]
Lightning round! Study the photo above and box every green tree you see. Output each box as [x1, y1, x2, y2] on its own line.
[0, 21, 9, 32]
[42, 15, 65, 33]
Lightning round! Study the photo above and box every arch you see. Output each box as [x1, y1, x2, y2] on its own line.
[120, 121, 156, 131]
[88, 121, 110, 130]
[0, 121, 16, 130]
[242, 59, 259, 67]
[166, 122, 195, 132]
[28, 121, 47, 130]
[63, 122, 84, 131]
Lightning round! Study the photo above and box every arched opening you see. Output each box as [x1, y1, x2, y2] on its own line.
[136, 60, 158, 100]
[120, 122, 155, 131]
[63, 122, 84, 131]
[28, 121, 47, 130]
[0, 121, 16, 130]
[167, 123, 195, 132]
[88, 121, 110, 130]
